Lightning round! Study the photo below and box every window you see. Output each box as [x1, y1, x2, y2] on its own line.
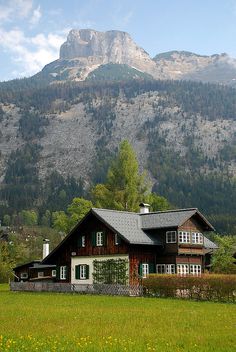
[166, 264, 175, 274]
[75, 264, 89, 280]
[81, 235, 86, 247]
[177, 264, 189, 276]
[115, 233, 121, 245]
[190, 264, 201, 276]
[96, 232, 104, 246]
[178, 231, 190, 243]
[156, 264, 175, 274]
[192, 232, 203, 244]
[52, 270, 57, 277]
[20, 272, 28, 279]
[60, 266, 67, 280]
[38, 272, 44, 278]
[156, 264, 165, 274]
[142, 263, 149, 278]
[91, 231, 106, 247]
[80, 265, 87, 279]
[166, 231, 176, 243]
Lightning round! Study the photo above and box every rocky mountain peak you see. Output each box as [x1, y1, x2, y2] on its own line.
[59, 28, 157, 78]
[39, 29, 236, 85]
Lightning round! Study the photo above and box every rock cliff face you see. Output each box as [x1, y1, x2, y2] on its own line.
[39, 29, 236, 85]
[60, 29, 157, 75]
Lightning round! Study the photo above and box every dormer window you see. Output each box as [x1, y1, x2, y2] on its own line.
[166, 231, 177, 243]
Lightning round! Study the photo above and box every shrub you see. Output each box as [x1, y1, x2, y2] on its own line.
[143, 274, 236, 302]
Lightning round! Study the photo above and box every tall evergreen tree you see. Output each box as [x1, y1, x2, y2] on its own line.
[92, 140, 149, 211]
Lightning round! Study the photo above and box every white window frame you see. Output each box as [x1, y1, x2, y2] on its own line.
[52, 270, 57, 277]
[166, 231, 177, 243]
[178, 231, 190, 243]
[20, 272, 28, 279]
[192, 232, 203, 244]
[156, 264, 165, 274]
[165, 264, 176, 274]
[96, 232, 103, 246]
[156, 264, 175, 274]
[60, 266, 67, 280]
[190, 264, 201, 276]
[38, 272, 44, 278]
[81, 235, 86, 247]
[142, 263, 149, 278]
[177, 264, 189, 276]
[80, 264, 87, 280]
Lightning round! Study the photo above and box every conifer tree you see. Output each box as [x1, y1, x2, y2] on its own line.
[93, 140, 148, 211]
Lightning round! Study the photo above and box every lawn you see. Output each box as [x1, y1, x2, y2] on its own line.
[0, 284, 235, 351]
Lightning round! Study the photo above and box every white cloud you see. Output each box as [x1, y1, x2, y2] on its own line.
[0, 27, 66, 77]
[0, 0, 33, 22]
[29, 5, 41, 25]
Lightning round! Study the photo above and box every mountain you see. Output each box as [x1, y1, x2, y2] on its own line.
[0, 29, 236, 233]
[34, 29, 236, 86]
[38, 29, 159, 82]
[153, 51, 236, 85]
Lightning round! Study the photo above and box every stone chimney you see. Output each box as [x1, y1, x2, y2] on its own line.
[43, 239, 50, 259]
[139, 203, 150, 214]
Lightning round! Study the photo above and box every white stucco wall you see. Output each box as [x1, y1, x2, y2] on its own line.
[71, 254, 129, 285]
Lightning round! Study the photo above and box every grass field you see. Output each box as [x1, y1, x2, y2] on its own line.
[0, 284, 235, 351]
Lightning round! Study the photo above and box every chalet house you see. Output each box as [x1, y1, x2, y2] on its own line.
[13, 205, 217, 285]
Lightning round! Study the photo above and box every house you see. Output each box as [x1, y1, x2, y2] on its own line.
[13, 204, 217, 285]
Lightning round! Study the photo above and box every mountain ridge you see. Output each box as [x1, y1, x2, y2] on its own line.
[0, 29, 236, 232]
[31, 28, 236, 86]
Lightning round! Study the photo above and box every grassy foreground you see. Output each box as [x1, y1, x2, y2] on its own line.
[0, 284, 235, 351]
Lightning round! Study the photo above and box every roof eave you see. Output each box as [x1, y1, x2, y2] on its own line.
[179, 209, 215, 231]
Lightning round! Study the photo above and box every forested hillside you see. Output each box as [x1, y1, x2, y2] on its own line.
[0, 77, 236, 233]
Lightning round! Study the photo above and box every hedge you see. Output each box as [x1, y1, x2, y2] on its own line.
[143, 274, 236, 302]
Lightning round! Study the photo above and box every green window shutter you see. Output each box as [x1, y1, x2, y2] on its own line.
[75, 265, 80, 279]
[149, 263, 155, 274]
[77, 236, 82, 248]
[102, 231, 107, 246]
[91, 232, 96, 246]
[117, 235, 121, 245]
[138, 263, 143, 276]
[86, 265, 90, 279]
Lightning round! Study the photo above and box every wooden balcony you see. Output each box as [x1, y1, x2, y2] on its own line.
[178, 246, 204, 255]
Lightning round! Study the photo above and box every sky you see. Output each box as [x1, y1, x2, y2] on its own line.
[1, 0, 236, 81]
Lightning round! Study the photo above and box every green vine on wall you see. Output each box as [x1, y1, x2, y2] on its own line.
[93, 259, 128, 284]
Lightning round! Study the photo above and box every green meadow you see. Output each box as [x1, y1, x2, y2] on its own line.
[0, 284, 235, 352]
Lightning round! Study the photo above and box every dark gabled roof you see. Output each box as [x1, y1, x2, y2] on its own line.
[13, 260, 41, 270]
[140, 208, 214, 231]
[42, 207, 216, 263]
[92, 208, 162, 245]
[29, 264, 56, 269]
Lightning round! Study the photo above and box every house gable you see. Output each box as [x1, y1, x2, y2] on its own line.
[42, 210, 129, 267]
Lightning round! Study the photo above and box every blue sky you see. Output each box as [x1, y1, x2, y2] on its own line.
[1, 0, 236, 81]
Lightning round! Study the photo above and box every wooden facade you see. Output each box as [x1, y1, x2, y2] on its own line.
[13, 208, 216, 285]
